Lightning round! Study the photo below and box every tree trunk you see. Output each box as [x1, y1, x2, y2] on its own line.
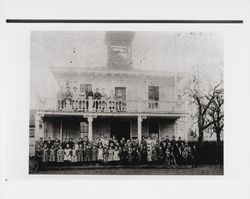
[216, 131, 221, 145]
[198, 128, 203, 145]
[215, 130, 222, 165]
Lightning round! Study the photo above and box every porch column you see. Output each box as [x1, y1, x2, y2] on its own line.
[137, 115, 147, 144]
[35, 112, 44, 140]
[60, 120, 63, 141]
[84, 114, 97, 142]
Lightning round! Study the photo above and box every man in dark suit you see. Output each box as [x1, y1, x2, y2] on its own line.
[44, 137, 54, 149]
[170, 136, 176, 147]
[86, 87, 94, 99]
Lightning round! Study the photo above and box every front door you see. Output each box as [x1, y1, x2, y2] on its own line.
[110, 121, 130, 141]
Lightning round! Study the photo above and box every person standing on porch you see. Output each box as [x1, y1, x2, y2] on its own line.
[86, 87, 94, 111]
[101, 88, 108, 111]
[93, 88, 102, 111]
[57, 86, 65, 111]
[72, 86, 80, 111]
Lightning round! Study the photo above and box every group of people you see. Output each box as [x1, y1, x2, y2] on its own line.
[57, 84, 126, 112]
[35, 135, 198, 167]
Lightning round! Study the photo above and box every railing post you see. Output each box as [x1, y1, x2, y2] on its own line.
[88, 98, 93, 112]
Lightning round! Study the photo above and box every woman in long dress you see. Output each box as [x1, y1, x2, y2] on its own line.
[49, 145, 56, 162]
[64, 144, 72, 163]
[57, 146, 64, 163]
[113, 146, 120, 164]
[42, 144, 49, 163]
[97, 145, 104, 163]
[108, 147, 114, 163]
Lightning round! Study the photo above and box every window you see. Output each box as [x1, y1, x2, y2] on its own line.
[80, 122, 88, 138]
[29, 128, 35, 137]
[148, 86, 159, 109]
[148, 86, 159, 101]
[80, 84, 92, 93]
[115, 87, 126, 100]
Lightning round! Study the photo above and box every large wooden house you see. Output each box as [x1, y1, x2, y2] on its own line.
[33, 32, 188, 144]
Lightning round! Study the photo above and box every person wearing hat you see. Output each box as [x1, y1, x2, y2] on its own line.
[64, 85, 73, 98]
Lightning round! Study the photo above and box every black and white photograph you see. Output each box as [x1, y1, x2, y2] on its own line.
[2, 1, 250, 198]
[29, 31, 224, 175]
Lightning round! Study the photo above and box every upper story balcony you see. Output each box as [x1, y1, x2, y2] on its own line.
[38, 97, 185, 114]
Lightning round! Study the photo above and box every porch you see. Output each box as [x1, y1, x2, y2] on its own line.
[35, 112, 183, 144]
[39, 98, 183, 114]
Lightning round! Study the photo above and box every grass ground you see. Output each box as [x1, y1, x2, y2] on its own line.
[32, 165, 223, 175]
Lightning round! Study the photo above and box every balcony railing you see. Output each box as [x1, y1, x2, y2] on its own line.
[39, 98, 183, 113]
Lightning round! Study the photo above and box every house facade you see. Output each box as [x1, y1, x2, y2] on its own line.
[33, 32, 188, 145]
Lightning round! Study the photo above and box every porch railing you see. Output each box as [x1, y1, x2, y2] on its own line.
[39, 98, 183, 113]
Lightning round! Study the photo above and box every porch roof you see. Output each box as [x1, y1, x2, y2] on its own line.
[38, 110, 186, 119]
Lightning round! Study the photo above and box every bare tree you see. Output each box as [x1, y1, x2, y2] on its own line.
[207, 88, 224, 144]
[181, 74, 223, 145]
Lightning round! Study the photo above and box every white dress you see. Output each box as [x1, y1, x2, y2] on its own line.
[71, 149, 77, 162]
[113, 150, 120, 161]
[97, 148, 104, 160]
[64, 148, 72, 161]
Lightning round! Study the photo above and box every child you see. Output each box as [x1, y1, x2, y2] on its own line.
[113, 146, 120, 165]
[120, 147, 128, 165]
[127, 147, 133, 164]
[97, 145, 104, 163]
[91, 145, 98, 164]
[169, 146, 177, 167]
[77, 144, 84, 162]
[42, 144, 49, 163]
[103, 147, 109, 164]
[141, 146, 147, 165]
[64, 144, 72, 163]
[158, 146, 164, 164]
[57, 146, 64, 163]
[49, 145, 56, 162]
[147, 147, 153, 164]
[136, 148, 141, 164]
[166, 148, 171, 166]
[74, 141, 79, 151]
[132, 147, 138, 165]
[108, 147, 114, 164]
[84, 145, 92, 163]
[71, 146, 77, 163]
[152, 146, 158, 164]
